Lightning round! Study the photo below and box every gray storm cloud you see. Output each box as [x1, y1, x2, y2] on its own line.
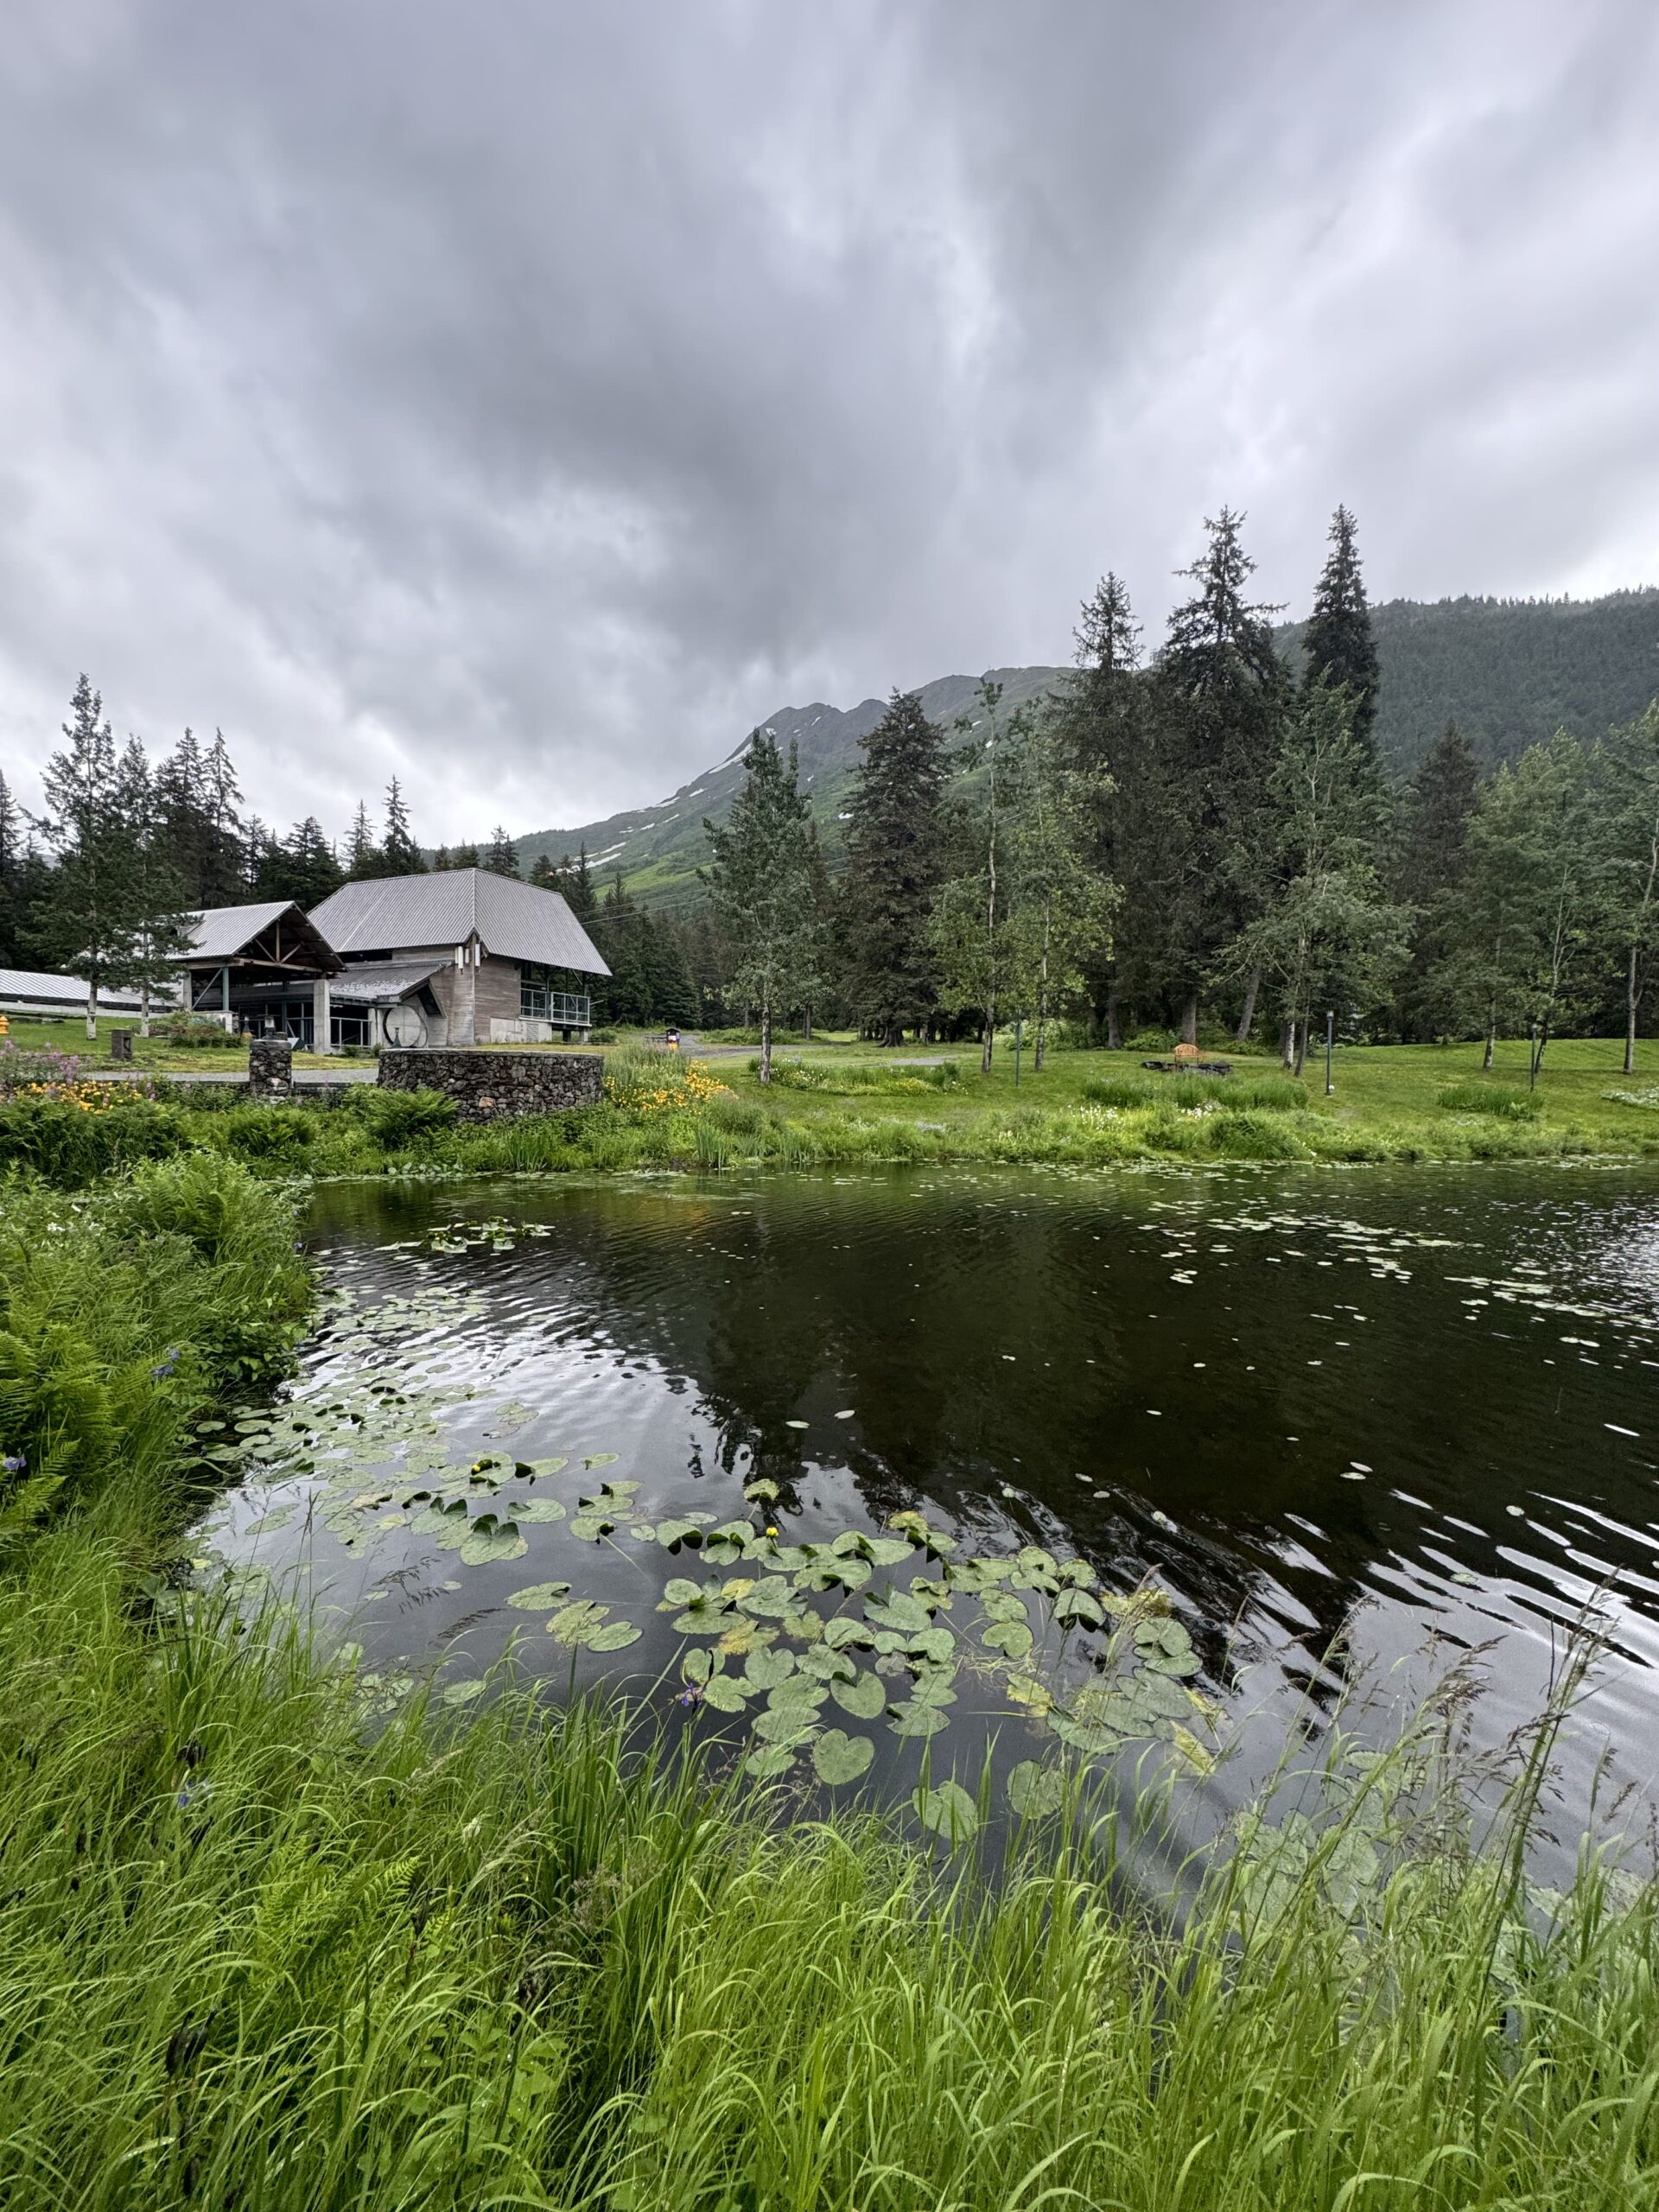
[1, 0, 1655, 842]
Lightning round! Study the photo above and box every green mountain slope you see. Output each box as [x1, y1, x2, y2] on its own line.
[518, 590, 1659, 909]
[1283, 588, 1659, 772]
[516, 666, 1065, 912]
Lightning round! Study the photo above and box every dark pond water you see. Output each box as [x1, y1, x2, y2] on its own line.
[205, 1161, 1659, 1849]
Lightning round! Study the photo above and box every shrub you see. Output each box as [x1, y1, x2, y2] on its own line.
[159, 1016, 244, 1049]
[0, 1096, 189, 1188]
[605, 1048, 729, 1116]
[212, 1105, 320, 1167]
[587, 1027, 620, 1045]
[346, 1084, 459, 1148]
[1437, 1083, 1543, 1120]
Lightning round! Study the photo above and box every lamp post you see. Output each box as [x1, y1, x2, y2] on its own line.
[1014, 1015, 1023, 1087]
[1325, 1010, 1334, 1096]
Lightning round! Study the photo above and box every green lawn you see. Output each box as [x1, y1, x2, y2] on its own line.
[690, 1032, 1659, 1160]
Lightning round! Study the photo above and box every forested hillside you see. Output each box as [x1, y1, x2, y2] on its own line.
[1283, 589, 1659, 772]
[520, 589, 1659, 907]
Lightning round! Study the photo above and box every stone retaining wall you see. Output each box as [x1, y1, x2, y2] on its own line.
[376, 1047, 603, 1122]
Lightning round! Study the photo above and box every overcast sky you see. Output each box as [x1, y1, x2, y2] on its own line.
[2, 1, 1655, 844]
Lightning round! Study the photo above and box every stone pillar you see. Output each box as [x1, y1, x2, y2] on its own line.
[452, 943, 476, 1046]
[249, 1038, 294, 1098]
[312, 975, 334, 1054]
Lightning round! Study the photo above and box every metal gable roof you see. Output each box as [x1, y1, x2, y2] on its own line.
[177, 902, 301, 961]
[0, 966, 147, 1013]
[308, 868, 610, 976]
[327, 957, 448, 1005]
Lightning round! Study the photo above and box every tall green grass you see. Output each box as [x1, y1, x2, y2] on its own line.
[3, 1539, 1655, 2209]
[1083, 1069, 1310, 1112]
[1438, 1081, 1545, 1120]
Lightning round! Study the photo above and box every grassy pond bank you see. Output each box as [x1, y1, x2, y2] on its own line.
[3, 1112, 1659, 2202]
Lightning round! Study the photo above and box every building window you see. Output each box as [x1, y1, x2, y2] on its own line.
[519, 963, 590, 1027]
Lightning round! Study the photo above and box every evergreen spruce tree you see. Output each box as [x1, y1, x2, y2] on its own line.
[432, 844, 454, 873]
[702, 730, 819, 1082]
[156, 728, 210, 904]
[1590, 703, 1659, 1071]
[200, 730, 247, 903]
[383, 779, 426, 874]
[1393, 721, 1480, 1038]
[527, 852, 560, 890]
[842, 690, 948, 1043]
[115, 737, 193, 1035]
[450, 841, 481, 871]
[26, 676, 140, 1037]
[565, 846, 598, 926]
[254, 817, 345, 909]
[1302, 505, 1381, 753]
[0, 769, 21, 969]
[1058, 572, 1147, 1044]
[678, 907, 731, 1028]
[346, 802, 382, 880]
[484, 825, 519, 878]
[1151, 510, 1290, 1043]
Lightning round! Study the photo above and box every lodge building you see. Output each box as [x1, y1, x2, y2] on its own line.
[174, 868, 608, 1052]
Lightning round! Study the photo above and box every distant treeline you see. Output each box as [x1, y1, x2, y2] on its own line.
[696, 509, 1659, 1077]
[4, 515, 1656, 1053]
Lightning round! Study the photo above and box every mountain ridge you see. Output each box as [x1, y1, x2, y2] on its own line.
[515, 588, 1659, 911]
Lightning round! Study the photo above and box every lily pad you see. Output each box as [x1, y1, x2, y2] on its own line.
[655, 1518, 705, 1551]
[458, 1516, 527, 1566]
[1052, 1587, 1103, 1629]
[812, 1729, 874, 1786]
[700, 1674, 749, 1714]
[888, 1700, 949, 1738]
[1007, 1761, 1065, 1819]
[743, 1646, 796, 1691]
[587, 1619, 642, 1652]
[913, 1780, 978, 1844]
[1169, 1723, 1216, 1776]
[750, 1706, 819, 1747]
[513, 1498, 568, 1524]
[506, 1580, 572, 1610]
[865, 1590, 931, 1633]
[441, 1677, 487, 1707]
[982, 1620, 1034, 1658]
[547, 1601, 615, 1648]
[745, 1742, 797, 1779]
[736, 1576, 794, 1618]
[830, 1669, 887, 1719]
[583, 1453, 620, 1470]
[907, 1625, 956, 1665]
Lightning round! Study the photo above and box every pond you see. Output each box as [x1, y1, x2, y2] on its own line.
[204, 1161, 1659, 1850]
